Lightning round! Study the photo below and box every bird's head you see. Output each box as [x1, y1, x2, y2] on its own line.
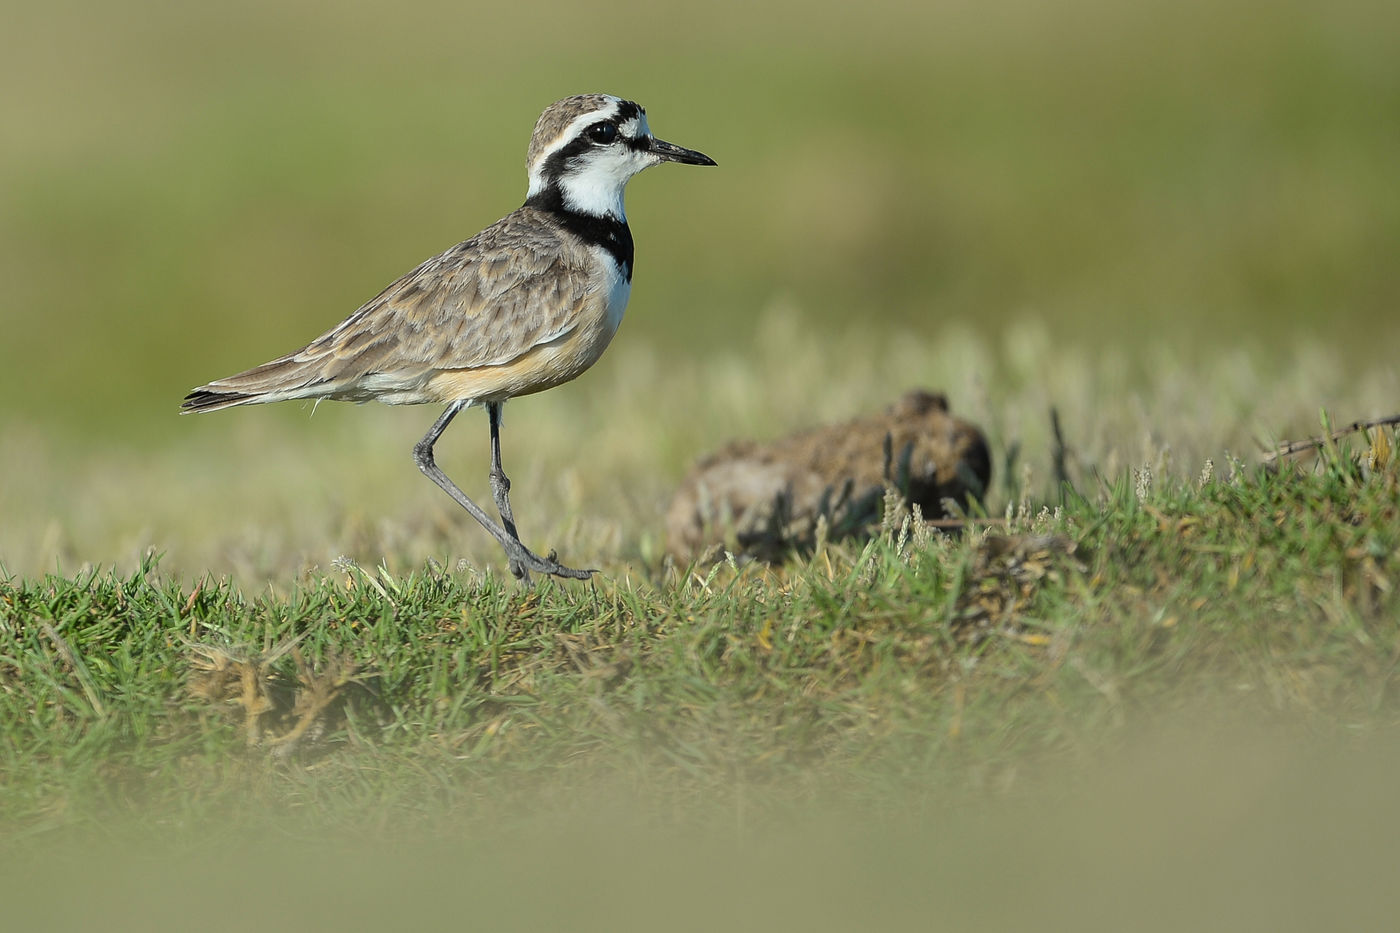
[525, 94, 716, 220]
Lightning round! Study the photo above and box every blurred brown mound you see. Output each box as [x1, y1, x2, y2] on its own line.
[667, 389, 991, 562]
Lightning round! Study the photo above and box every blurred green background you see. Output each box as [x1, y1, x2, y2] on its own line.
[3, 0, 1396, 439]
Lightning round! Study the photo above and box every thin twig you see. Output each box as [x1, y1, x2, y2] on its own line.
[1265, 414, 1400, 463]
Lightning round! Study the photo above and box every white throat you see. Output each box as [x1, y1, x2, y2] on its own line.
[557, 170, 630, 220]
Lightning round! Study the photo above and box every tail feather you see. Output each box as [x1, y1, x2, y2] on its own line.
[180, 389, 262, 413]
[181, 354, 324, 414]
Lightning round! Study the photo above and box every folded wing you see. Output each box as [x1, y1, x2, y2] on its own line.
[182, 209, 593, 412]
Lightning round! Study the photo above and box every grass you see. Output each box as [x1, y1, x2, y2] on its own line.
[3, 439, 1396, 834]
[10, 346, 1396, 931]
[3, 438, 1400, 930]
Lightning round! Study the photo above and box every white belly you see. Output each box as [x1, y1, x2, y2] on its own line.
[601, 253, 632, 337]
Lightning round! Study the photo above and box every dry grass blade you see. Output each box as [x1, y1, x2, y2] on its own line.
[1265, 414, 1400, 463]
[266, 647, 364, 758]
[186, 638, 367, 754]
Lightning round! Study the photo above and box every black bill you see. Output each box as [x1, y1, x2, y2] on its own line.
[649, 137, 718, 166]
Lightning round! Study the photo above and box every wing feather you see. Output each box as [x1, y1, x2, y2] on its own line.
[185, 207, 597, 408]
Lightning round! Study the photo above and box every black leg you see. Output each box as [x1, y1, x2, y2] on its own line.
[486, 402, 520, 540]
[486, 402, 526, 579]
[412, 401, 593, 582]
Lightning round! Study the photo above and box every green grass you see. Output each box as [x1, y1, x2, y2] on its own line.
[3, 441, 1399, 930]
[3, 444, 1396, 834]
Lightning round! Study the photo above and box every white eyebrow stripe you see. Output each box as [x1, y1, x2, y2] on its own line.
[526, 98, 625, 194]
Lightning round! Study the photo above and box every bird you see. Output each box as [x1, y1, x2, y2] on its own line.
[181, 94, 716, 581]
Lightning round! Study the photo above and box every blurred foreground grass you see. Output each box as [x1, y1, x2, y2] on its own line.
[6, 725, 1400, 931]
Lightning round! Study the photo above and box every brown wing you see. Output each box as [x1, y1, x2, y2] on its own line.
[182, 207, 595, 411]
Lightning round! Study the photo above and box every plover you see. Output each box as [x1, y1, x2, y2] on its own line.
[182, 94, 716, 581]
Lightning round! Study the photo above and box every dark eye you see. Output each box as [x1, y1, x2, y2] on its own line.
[588, 122, 618, 144]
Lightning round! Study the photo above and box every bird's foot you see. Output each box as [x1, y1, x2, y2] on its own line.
[502, 540, 595, 583]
